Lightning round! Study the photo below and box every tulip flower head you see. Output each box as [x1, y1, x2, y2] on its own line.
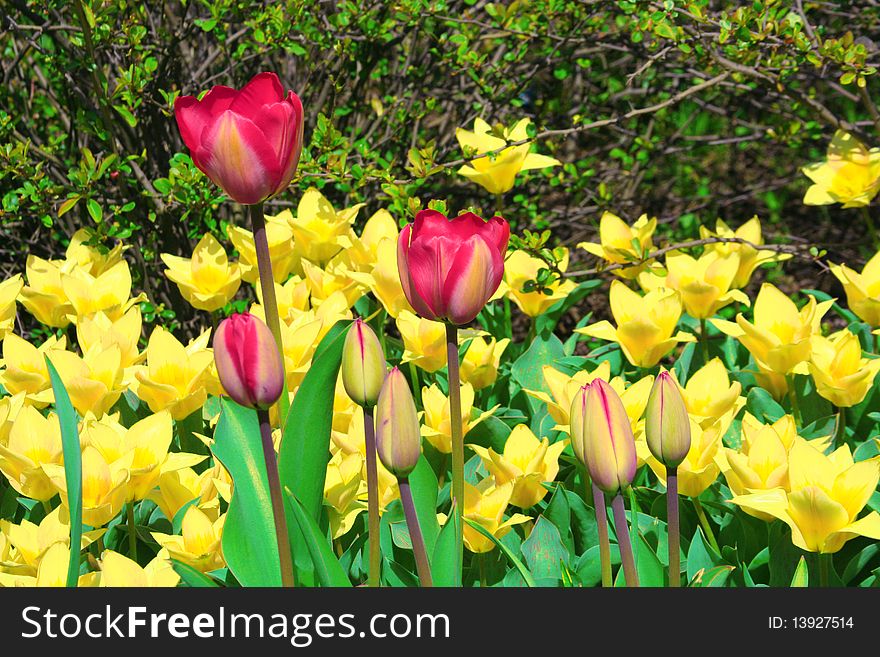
[802, 130, 880, 208]
[657, 250, 750, 320]
[502, 248, 577, 318]
[808, 330, 880, 407]
[341, 318, 386, 408]
[699, 217, 790, 289]
[161, 233, 241, 312]
[644, 371, 691, 469]
[174, 72, 304, 205]
[830, 250, 880, 327]
[375, 367, 422, 478]
[570, 379, 638, 496]
[214, 313, 284, 410]
[398, 210, 510, 326]
[0, 274, 22, 340]
[578, 211, 657, 280]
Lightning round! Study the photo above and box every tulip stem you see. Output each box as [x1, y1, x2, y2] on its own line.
[611, 493, 639, 587]
[691, 497, 720, 555]
[363, 408, 381, 587]
[861, 206, 880, 250]
[399, 477, 433, 587]
[256, 408, 295, 587]
[126, 503, 138, 559]
[408, 361, 423, 408]
[666, 467, 680, 587]
[833, 405, 846, 449]
[818, 553, 832, 588]
[785, 374, 802, 426]
[250, 203, 291, 428]
[592, 483, 613, 588]
[699, 318, 710, 363]
[445, 322, 465, 574]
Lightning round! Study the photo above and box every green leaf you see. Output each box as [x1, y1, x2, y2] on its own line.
[521, 516, 570, 583]
[211, 398, 280, 587]
[45, 356, 82, 588]
[431, 508, 461, 586]
[465, 519, 536, 587]
[746, 387, 785, 423]
[172, 561, 221, 587]
[791, 556, 809, 587]
[510, 333, 564, 416]
[284, 488, 351, 587]
[86, 198, 102, 223]
[57, 196, 80, 217]
[408, 456, 441, 556]
[691, 565, 736, 587]
[687, 526, 722, 583]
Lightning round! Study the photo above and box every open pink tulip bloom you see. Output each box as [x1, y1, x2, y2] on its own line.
[397, 210, 510, 326]
[174, 72, 304, 205]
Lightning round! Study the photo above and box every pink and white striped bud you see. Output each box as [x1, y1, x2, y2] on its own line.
[341, 318, 386, 408]
[375, 367, 422, 478]
[644, 371, 691, 468]
[214, 313, 284, 410]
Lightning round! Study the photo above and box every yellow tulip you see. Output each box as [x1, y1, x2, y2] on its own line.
[469, 425, 567, 508]
[129, 327, 213, 420]
[99, 551, 180, 587]
[290, 187, 364, 266]
[61, 259, 145, 323]
[730, 441, 880, 553]
[348, 237, 414, 318]
[301, 258, 365, 309]
[830, 250, 880, 327]
[577, 281, 696, 368]
[809, 330, 880, 407]
[153, 506, 226, 572]
[44, 446, 131, 527]
[420, 382, 497, 454]
[459, 336, 510, 390]
[0, 405, 64, 501]
[46, 345, 124, 417]
[644, 414, 728, 498]
[0, 333, 67, 408]
[162, 233, 242, 312]
[251, 276, 311, 326]
[802, 130, 880, 208]
[76, 308, 144, 370]
[656, 251, 750, 319]
[502, 249, 577, 318]
[276, 315, 323, 390]
[459, 478, 530, 553]
[712, 284, 833, 376]
[455, 117, 560, 195]
[0, 392, 25, 444]
[674, 357, 745, 427]
[397, 310, 448, 373]
[524, 361, 612, 429]
[0, 541, 100, 588]
[699, 217, 790, 289]
[64, 228, 125, 276]
[324, 449, 366, 539]
[578, 212, 657, 279]
[339, 208, 399, 272]
[148, 467, 221, 522]
[18, 256, 75, 328]
[228, 211, 299, 284]
[0, 274, 22, 340]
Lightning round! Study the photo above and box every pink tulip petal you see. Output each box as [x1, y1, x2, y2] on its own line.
[410, 209, 455, 242]
[229, 72, 285, 113]
[442, 234, 499, 325]
[174, 86, 237, 153]
[397, 225, 437, 319]
[407, 234, 464, 320]
[196, 111, 282, 204]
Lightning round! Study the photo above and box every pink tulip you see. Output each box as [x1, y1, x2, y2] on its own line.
[214, 313, 284, 409]
[397, 210, 510, 326]
[174, 72, 304, 205]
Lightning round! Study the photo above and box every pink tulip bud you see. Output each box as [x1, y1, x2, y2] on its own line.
[174, 72, 304, 205]
[644, 371, 691, 468]
[214, 313, 284, 410]
[375, 367, 422, 478]
[341, 318, 386, 408]
[397, 210, 510, 326]
[569, 379, 638, 496]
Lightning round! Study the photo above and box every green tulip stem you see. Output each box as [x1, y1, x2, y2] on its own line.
[700, 318, 710, 363]
[833, 405, 846, 449]
[250, 202, 290, 428]
[819, 552, 832, 588]
[611, 493, 639, 587]
[126, 503, 137, 559]
[408, 361, 423, 408]
[399, 477, 433, 587]
[861, 206, 880, 251]
[256, 408, 295, 587]
[445, 322, 465, 572]
[785, 373, 802, 426]
[592, 483, 613, 588]
[691, 497, 720, 555]
[362, 408, 381, 587]
[666, 467, 680, 587]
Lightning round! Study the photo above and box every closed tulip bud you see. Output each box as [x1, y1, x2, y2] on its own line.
[644, 371, 691, 468]
[570, 379, 637, 496]
[214, 313, 284, 410]
[375, 367, 422, 477]
[341, 318, 386, 408]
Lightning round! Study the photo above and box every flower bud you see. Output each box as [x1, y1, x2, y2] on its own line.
[644, 371, 691, 468]
[341, 318, 386, 408]
[569, 379, 637, 496]
[375, 367, 422, 478]
[214, 313, 284, 410]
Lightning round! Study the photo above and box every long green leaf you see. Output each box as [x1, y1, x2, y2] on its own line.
[284, 488, 351, 587]
[279, 319, 351, 521]
[464, 518, 536, 587]
[408, 455, 440, 556]
[45, 356, 82, 588]
[172, 561, 221, 587]
[791, 556, 809, 587]
[212, 398, 280, 586]
[431, 505, 461, 586]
